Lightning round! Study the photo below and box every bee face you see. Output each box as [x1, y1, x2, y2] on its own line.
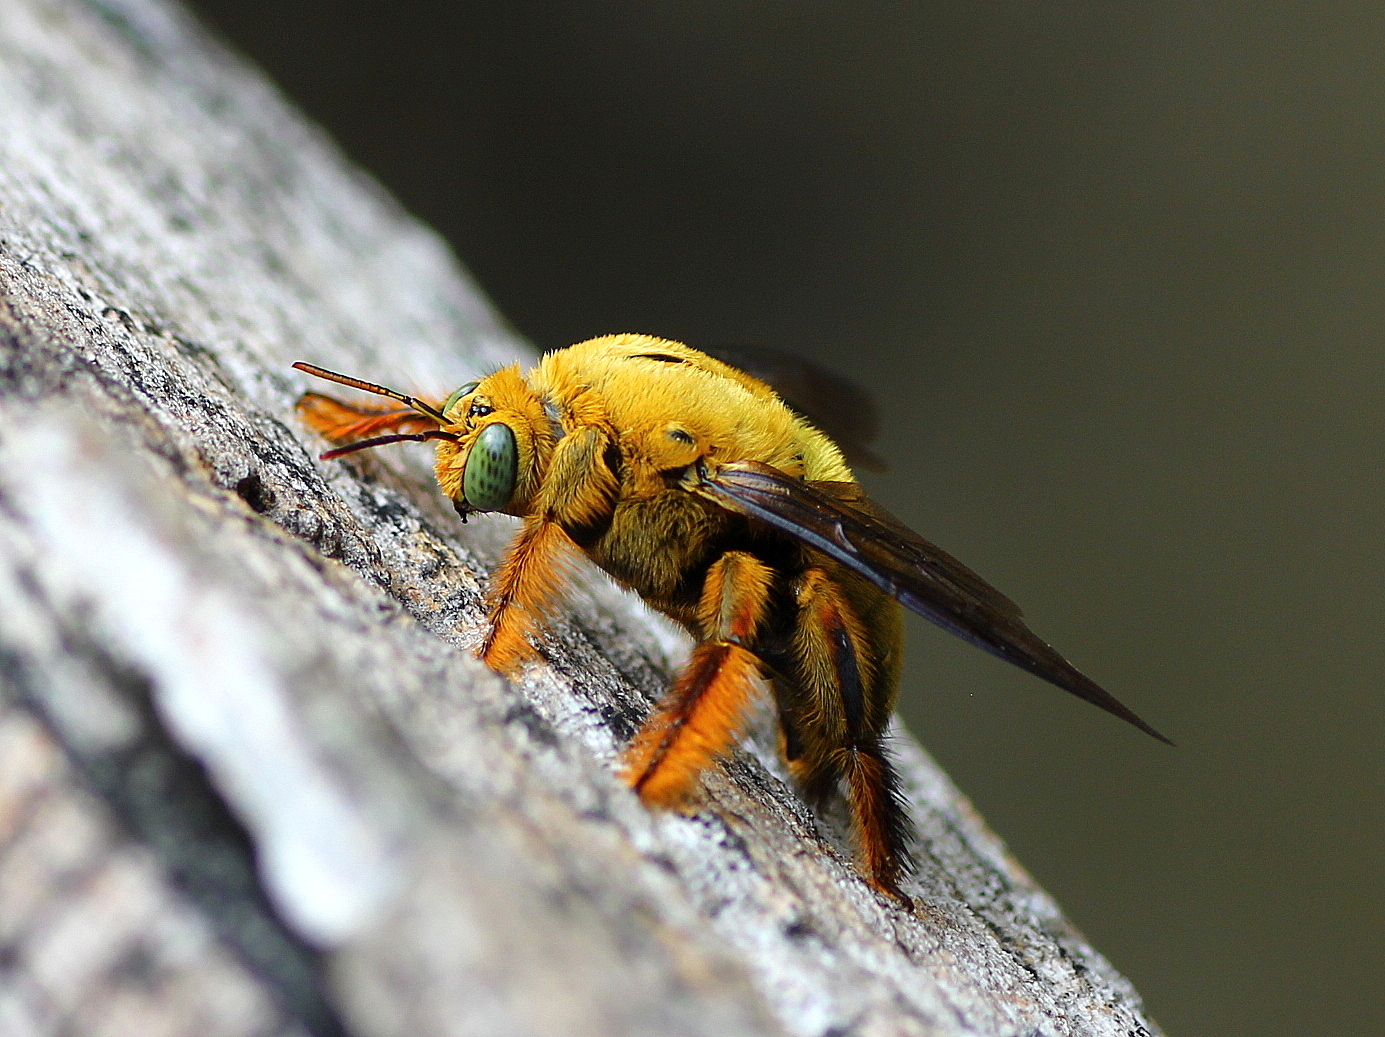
[441, 380, 480, 419]
[434, 366, 553, 519]
[460, 421, 518, 511]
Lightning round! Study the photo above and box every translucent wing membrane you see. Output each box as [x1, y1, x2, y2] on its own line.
[690, 460, 1172, 744]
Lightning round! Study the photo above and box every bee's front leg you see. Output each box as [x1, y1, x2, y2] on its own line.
[622, 550, 775, 806]
[478, 425, 618, 674]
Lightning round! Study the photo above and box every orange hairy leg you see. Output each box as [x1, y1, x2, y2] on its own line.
[623, 551, 775, 806]
[838, 740, 909, 896]
[478, 424, 619, 673]
[786, 568, 912, 896]
[478, 519, 582, 674]
[296, 391, 439, 442]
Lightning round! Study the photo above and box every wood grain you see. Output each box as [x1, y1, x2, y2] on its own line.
[0, 2, 1162, 1034]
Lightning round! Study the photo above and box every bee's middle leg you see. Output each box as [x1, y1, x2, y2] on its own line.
[622, 550, 774, 806]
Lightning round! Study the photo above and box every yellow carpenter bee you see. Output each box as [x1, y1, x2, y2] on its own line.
[295, 334, 1168, 897]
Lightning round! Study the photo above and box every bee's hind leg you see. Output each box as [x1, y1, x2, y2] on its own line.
[785, 569, 914, 898]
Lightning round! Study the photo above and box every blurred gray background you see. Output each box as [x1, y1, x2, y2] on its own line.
[181, 2, 1384, 1034]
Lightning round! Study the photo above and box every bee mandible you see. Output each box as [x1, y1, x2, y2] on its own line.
[295, 334, 1169, 897]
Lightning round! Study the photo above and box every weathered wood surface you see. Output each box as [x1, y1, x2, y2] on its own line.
[0, 1, 1163, 1035]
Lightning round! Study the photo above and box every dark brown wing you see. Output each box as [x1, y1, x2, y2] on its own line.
[701, 344, 888, 471]
[687, 460, 1172, 744]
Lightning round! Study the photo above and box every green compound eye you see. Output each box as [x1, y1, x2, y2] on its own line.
[443, 380, 480, 416]
[462, 422, 517, 512]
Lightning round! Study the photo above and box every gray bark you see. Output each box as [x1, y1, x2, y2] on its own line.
[0, 1, 1162, 1035]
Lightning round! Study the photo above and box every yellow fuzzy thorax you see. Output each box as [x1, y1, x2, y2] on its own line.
[532, 335, 854, 484]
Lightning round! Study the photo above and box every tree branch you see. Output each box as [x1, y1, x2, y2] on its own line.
[0, 1, 1161, 1034]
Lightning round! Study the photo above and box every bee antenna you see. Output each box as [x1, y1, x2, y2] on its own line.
[320, 429, 460, 459]
[293, 362, 451, 425]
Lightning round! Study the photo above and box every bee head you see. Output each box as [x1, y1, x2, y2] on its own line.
[434, 365, 552, 519]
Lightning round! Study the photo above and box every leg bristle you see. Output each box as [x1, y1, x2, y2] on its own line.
[479, 520, 579, 675]
[624, 641, 762, 806]
[839, 738, 915, 897]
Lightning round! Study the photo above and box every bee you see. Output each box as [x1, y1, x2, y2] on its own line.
[295, 334, 1169, 897]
